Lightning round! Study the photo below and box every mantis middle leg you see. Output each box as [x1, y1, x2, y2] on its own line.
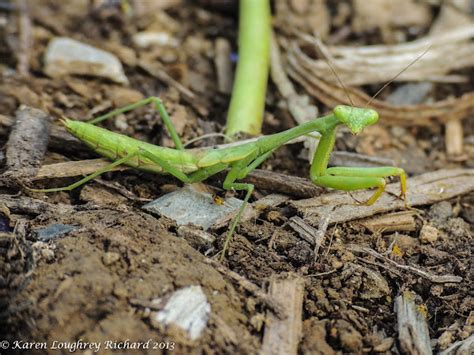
[28, 151, 142, 192]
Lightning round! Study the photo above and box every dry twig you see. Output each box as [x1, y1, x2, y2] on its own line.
[350, 244, 463, 283]
[204, 259, 286, 319]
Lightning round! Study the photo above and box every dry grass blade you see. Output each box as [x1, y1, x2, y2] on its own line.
[287, 49, 474, 126]
[285, 26, 474, 126]
[294, 26, 474, 85]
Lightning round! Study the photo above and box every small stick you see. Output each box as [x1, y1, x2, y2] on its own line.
[204, 259, 286, 319]
[445, 119, 464, 156]
[33, 159, 127, 180]
[359, 210, 418, 233]
[16, 0, 31, 77]
[214, 38, 233, 94]
[288, 214, 331, 261]
[261, 274, 304, 355]
[349, 244, 462, 283]
[32, 158, 323, 198]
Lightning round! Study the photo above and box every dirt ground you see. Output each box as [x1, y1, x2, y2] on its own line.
[0, 1, 473, 354]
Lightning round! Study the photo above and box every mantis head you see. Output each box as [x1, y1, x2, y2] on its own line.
[333, 105, 379, 134]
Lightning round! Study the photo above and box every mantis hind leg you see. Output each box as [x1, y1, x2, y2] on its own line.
[88, 97, 184, 150]
[218, 153, 260, 260]
[220, 181, 254, 261]
[28, 151, 141, 193]
[312, 167, 407, 206]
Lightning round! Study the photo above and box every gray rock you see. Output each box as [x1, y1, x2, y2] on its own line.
[143, 185, 243, 230]
[44, 37, 129, 84]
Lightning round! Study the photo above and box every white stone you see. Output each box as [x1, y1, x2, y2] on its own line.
[154, 285, 210, 340]
[132, 31, 179, 48]
[44, 37, 129, 84]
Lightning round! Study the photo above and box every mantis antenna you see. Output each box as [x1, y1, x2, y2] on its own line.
[307, 32, 431, 111]
[365, 46, 432, 108]
[311, 36, 355, 107]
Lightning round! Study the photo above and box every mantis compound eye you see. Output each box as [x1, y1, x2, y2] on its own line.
[334, 105, 379, 134]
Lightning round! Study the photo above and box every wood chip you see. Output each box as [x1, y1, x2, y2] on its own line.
[395, 291, 433, 354]
[359, 210, 418, 233]
[261, 273, 304, 355]
[214, 38, 233, 94]
[445, 119, 464, 156]
[5, 106, 51, 178]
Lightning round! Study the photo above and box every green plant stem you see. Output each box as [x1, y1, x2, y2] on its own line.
[225, 0, 271, 137]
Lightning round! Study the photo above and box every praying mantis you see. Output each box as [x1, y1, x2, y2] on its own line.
[31, 96, 407, 258]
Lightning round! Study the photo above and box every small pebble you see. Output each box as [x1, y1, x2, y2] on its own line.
[102, 252, 120, 266]
[44, 37, 129, 84]
[373, 337, 394, 352]
[132, 31, 179, 48]
[429, 201, 453, 222]
[419, 224, 439, 244]
[151, 285, 210, 340]
[330, 258, 344, 270]
[36, 223, 76, 241]
[41, 248, 55, 262]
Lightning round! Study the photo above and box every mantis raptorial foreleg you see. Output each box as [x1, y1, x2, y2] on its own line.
[325, 167, 407, 202]
[309, 129, 407, 206]
[88, 97, 185, 150]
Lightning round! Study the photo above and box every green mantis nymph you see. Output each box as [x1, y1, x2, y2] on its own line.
[32, 97, 407, 257]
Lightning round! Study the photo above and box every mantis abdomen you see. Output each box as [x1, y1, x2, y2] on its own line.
[62, 118, 200, 174]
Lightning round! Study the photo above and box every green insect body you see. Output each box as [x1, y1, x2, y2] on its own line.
[34, 97, 407, 259]
[63, 118, 201, 174]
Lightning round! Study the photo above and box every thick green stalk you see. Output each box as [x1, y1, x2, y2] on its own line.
[225, 0, 271, 137]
